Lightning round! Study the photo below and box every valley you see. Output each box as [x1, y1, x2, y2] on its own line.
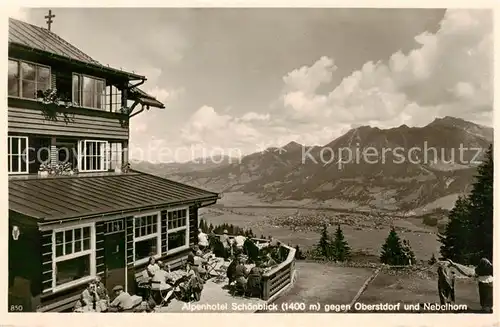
[131, 116, 493, 261]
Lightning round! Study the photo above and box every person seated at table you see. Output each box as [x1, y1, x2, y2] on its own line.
[232, 256, 249, 295]
[262, 253, 277, 268]
[198, 228, 209, 252]
[246, 262, 264, 298]
[162, 264, 177, 284]
[226, 256, 239, 286]
[94, 276, 109, 301]
[177, 263, 204, 302]
[152, 262, 173, 285]
[146, 256, 161, 277]
[108, 285, 135, 312]
[81, 281, 102, 311]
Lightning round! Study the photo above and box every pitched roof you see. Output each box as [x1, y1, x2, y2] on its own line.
[9, 17, 100, 66]
[9, 172, 219, 221]
[128, 87, 165, 109]
[9, 18, 165, 109]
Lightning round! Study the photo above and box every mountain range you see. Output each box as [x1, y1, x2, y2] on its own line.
[132, 116, 493, 212]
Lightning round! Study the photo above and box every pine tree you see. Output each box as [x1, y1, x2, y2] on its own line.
[331, 225, 351, 262]
[380, 227, 406, 265]
[438, 196, 471, 262]
[209, 223, 214, 233]
[468, 144, 493, 263]
[316, 224, 332, 260]
[438, 144, 493, 264]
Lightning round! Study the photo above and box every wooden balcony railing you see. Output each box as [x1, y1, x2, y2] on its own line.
[261, 244, 295, 301]
[210, 234, 296, 301]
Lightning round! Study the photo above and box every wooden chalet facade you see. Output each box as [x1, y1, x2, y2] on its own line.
[7, 18, 219, 312]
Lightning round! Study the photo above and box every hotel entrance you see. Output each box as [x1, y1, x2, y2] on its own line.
[103, 219, 126, 295]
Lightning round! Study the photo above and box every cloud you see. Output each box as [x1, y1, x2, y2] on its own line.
[146, 86, 185, 104]
[174, 9, 492, 158]
[180, 106, 263, 149]
[239, 112, 270, 122]
[283, 56, 336, 93]
[281, 9, 492, 130]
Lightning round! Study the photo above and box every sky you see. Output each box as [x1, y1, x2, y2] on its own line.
[10, 8, 493, 162]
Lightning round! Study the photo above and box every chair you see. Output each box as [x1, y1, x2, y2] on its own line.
[214, 261, 230, 283]
[135, 270, 152, 300]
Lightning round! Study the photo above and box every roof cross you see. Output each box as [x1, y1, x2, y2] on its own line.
[45, 10, 55, 31]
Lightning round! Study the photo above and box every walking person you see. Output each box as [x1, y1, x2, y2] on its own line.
[437, 261, 456, 305]
[448, 258, 493, 312]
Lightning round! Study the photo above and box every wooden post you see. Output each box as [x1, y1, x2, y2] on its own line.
[121, 83, 128, 108]
[122, 140, 129, 168]
[262, 275, 270, 300]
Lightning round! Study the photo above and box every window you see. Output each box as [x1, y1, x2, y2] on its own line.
[106, 219, 125, 234]
[8, 59, 50, 99]
[52, 225, 95, 290]
[133, 212, 161, 264]
[78, 140, 109, 172]
[165, 208, 189, 253]
[110, 143, 123, 170]
[106, 85, 123, 112]
[72, 74, 106, 110]
[8, 136, 28, 174]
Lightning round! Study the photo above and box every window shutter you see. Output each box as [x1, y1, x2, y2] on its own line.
[50, 145, 57, 166]
[103, 142, 110, 171]
[77, 140, 83, 171]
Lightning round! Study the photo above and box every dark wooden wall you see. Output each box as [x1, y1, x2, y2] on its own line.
[11, 204, 200, 311]
[95, 222, 106, 277]
[188, 205, 198, 246]
[36, 222, 106, 312]
[8, 212, 41, 312]
[8, 106, 128, 140]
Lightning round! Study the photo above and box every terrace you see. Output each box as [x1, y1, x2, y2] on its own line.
[150, 236, 297, 313]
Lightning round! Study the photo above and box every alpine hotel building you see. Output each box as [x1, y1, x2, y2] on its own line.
[7, 17, 220, 312]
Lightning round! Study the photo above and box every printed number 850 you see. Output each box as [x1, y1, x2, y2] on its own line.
[9, 304, 23, 312]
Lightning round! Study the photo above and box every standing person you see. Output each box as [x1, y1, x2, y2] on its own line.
[437, 261, 455, 305]
[198, 228, 209, 252]
[448, 258, 493, 312]
[220, 230, 231, 260]
[234, 233, 246, 251]
[401, 240, 411, 266]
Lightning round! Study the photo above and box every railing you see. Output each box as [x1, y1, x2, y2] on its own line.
[209, 234, 297, 301]
[261, 244, 296, 300]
